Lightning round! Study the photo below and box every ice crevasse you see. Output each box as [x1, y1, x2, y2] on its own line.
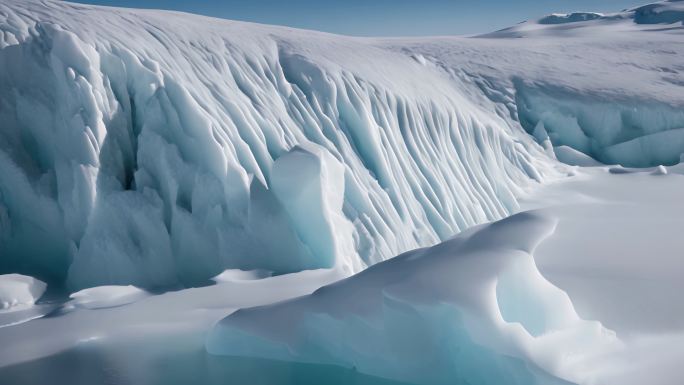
[0, 0, 558, 288]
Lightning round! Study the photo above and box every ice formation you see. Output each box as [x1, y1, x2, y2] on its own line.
[516, 85, 684, 167]
[1, 0, 682, 289]
[0, 274, 46, 310]
[207, 212, 617, 385]
[0, 0, 557, 289]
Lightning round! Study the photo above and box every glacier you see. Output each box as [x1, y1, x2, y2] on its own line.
[1, 0, 682, 288]
[0, 0, 560, 289]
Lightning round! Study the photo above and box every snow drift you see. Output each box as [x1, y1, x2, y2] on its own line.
[0, 0, 557, 288]
[207, 211, 617, 385]
[0, 274, 46, 310]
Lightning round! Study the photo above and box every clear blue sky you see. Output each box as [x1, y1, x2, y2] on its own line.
[69, 0, 648, 36]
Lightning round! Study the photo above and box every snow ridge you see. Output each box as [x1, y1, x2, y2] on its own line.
[207, 211, 617, 385]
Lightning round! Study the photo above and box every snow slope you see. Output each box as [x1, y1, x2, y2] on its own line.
[0, 0, 560, 289]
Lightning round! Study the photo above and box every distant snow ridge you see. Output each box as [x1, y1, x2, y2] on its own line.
[0, 0, 555, 288]
[538, 13, 605, 25]
[485, 0, 684, 37]
[632, 0, 684, 24]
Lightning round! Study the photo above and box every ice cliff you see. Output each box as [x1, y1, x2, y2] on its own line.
[1, 0, 682, 289]
[0, 0, 557, 289]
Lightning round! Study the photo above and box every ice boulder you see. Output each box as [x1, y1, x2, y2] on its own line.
[207, 212, 617, 385]
[0, 274, 47, 310]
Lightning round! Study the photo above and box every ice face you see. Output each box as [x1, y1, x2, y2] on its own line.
[0, 1, 555, 289]
[516, 84, 684, 167]
[0, 0, 681, 290]
[206, 212, 618, 385]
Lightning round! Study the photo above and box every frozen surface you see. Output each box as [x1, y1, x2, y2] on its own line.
[0, 268, 345, 368]
[0, 274, 46, 310]
[520, 167, 684, 385]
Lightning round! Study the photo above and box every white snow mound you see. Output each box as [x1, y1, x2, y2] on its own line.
[0, 274, 46, 310]
[69, 285, 149, 309]
[207, 211, 618, 385]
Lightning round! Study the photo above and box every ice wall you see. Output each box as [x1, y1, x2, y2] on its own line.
[516, 83, 684, 167]
[0, 1, 556, 288]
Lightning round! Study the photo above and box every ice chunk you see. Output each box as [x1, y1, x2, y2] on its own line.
[0, 274, 46, 310]
[69, 285, 149, 309]
[207, 212, 617, 385]
[270, 143, 360, 273]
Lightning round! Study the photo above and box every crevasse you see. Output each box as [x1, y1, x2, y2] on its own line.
[0, 0, 558, 289]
